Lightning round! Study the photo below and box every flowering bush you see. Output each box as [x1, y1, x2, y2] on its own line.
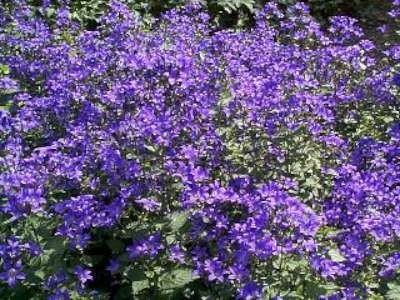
[0, 0, 399, 299]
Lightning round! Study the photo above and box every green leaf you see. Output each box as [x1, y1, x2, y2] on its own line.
[39, 236, 67, 270]
[218, 94, 234, 107]
[328, 248, 346, 262]
[106, 239, 125, 254]
[159, 268, 198, 291]
[166, 234, 176, 245]
[46, 8, 56, 18]
[131, 278, 150, 295]
[45, 236, 66, 251]
[304, 281, 339, 298]
[144, 144, 157, 152]
[168, 211, 188, 232]
[0, 64, 9, 75]
[285, 257, 308, 271]
[34, 269, 46, 280]
[127, 269, 150, 295]
[382, 116, 394, 123]
[82, 254, 104, 267]
[114, 285, 132, 300]
[386, 283, 400, 300]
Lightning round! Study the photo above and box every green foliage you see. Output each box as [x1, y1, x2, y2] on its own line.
[0, 64, 13, 111]
[386, 282, 400, 300]
[128, 268, 150, 295]
[24, 0, 384, 29]
[158, 267, 198, 291]
[212, 0, 257, 13]
[168, 211, 188, 233]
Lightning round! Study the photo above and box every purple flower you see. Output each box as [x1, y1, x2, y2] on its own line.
[127, 233, 164, 259]
[310, 255, 349, 280]
[379, 252, 400, 279]
[237, 282, 263, 299]
[169, 244, 186, 264]
[47, 289, 70, 300]
[0, 260, 26, 287]
[377, 24, 388, 33]
[0, 77, 18, 90]
[56, 7, 71, 27]
[135, 197, 161, 212]
[44, 271, 67, 290]
[0, 0, 399, 298]
[26, 241, 42, 256]
[106, 259, 120, 274]
[74, 266, 93, 286]
[393, 73, 400, 86]
[203, 258, 225, 282]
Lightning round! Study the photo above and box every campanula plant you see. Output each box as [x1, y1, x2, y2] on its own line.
[0, 0, 399, 299]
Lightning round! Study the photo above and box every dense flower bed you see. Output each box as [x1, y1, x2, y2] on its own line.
[0, 1, 399, 299]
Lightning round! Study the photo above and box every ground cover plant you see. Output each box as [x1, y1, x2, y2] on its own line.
[0, 0, 399, 299]
[9, 0, 389, 30]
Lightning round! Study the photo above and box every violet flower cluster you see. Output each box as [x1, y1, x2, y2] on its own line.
[0, 0, 399, 299]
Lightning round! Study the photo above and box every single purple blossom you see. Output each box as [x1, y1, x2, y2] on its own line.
[74, 266, 93, 286]
[393, 74, 400, 86]
[169, 244, 186, 264]
[0, 261, 26, 287]
[106, 259, 120, 274]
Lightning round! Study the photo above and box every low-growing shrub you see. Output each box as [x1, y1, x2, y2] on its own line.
[0, 0, 399, 299]
[8, 0, 386, 29]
